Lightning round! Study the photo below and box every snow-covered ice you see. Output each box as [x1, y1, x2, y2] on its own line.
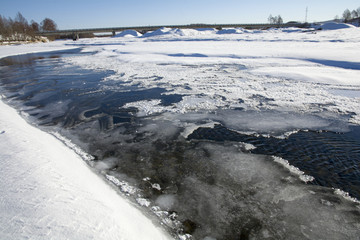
[65, 26, 360, 126]
[0, 100, 171, 239]
[0, 40, 77, 59]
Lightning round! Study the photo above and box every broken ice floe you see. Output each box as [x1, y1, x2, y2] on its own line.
[105, 174, 137, 195]
[273, 156, 314, 183]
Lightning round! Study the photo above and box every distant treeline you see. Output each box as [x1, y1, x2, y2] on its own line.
[0, 12, 57, 38]
[338, 7, 360, 21]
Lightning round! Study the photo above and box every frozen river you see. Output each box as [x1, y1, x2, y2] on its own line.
[1, 25, 360, 239]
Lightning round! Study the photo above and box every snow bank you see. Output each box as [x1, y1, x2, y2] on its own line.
[114, 30, 142, 37]
[142, 27, 174, 37]
[0, 100, 171, 240]
[317, 22, 356, 30]
[0, 41, 77, 59]
[217, 28, 244, 34]
[142, 27, 217, 38]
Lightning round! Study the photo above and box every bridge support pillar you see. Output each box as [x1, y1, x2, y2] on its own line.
[112, 31, 116, 36]
[73, 33, 79, 41]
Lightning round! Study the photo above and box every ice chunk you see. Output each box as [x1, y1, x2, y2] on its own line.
[105, 174, 137, 195]
[123, 99, 164, 116]
[92, 157, 118, 171]
[152, 183, 161, 191]
[334, 189, 360, 203]
[216, 110, 349, 135]
[273, 156, 314, 182]
[181, 121, 218, 138]
[137, 198, 151, 207]
[155, 194, 177, 211]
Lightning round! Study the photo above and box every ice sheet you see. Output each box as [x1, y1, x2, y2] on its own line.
[63, 27, 360, 126]
[0, 41, 77, 59]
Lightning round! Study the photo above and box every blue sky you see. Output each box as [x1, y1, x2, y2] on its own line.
[1, 0, 359, 29]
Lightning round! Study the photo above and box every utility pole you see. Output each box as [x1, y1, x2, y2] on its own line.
[305, 7, 308, 23]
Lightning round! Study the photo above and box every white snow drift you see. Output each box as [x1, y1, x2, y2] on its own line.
[0, 99, 171, 239]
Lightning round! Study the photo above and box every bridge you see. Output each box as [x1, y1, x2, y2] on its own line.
[37, 22, 308, 40]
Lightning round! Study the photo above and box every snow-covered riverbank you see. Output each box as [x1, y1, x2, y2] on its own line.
[0, 95, 171, 239]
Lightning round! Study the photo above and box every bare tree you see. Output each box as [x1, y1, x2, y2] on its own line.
[30, 20, 39, 32]
[13, 12, 29, 34]
[1, 13, 59, 41]
[343, 9, 352, 21]
[268, 14, 274, 24]
[0, 15, 5, 35]
[268, 14, 283, 25]
[14, 12, 27, 24]
[0, 16, 13, 36]
[352, 10, 359, 18]
[40, 18, 57, 31]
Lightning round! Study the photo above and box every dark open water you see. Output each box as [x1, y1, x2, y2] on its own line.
[1, 50, 359, 240]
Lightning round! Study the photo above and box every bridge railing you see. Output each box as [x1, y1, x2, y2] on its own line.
[37, 23, 309, 37]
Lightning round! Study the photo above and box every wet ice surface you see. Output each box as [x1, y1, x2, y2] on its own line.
[1, 29, 360, 239]
[189, 123, 360, 197]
